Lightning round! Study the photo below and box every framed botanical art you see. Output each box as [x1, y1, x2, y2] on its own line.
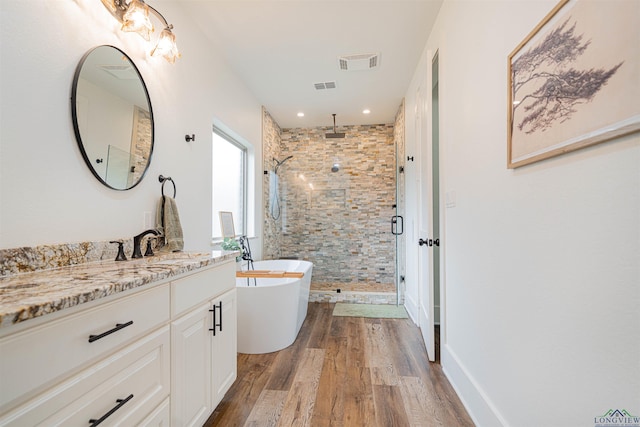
[507, 0, 640, 168]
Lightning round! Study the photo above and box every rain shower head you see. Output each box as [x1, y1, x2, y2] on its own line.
[325, 114, 345, 139]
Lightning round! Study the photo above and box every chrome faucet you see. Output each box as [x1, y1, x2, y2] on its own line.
[132, 229, 160, 259]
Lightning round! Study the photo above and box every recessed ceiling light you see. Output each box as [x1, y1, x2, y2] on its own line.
[297, 112, 305, 117]
[363, 109, 371, 114]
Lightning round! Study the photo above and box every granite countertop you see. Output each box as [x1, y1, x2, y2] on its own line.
[0, 251, 238, 329]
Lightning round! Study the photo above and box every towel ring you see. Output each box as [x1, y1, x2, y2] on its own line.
[159, 175, 176, 198]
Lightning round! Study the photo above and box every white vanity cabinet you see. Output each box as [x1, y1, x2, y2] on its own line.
[211, 288, 237, 408]
[0, 284, 171, 426]
[170, 262, 237, 427]
[0, 257, 237, 427]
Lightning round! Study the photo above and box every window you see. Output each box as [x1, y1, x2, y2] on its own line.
[212, 127, 247, 240]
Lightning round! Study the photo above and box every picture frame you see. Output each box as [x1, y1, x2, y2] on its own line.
[507, 0, 640, 168]
[219, 211, 236, 238]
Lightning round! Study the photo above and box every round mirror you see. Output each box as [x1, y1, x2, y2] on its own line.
[71, 45, 154, 190]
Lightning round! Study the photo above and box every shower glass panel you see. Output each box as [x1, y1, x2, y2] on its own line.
[265, 122, 401, 302]
[105, 144, 133, 189]
[394, 108, 406, 305]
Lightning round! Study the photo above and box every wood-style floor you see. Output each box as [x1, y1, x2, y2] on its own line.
[205, 303, 474, 427]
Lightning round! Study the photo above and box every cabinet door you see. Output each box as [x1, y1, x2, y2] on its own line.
[211, 289, 237, 409]
[171, 303, 212, 427]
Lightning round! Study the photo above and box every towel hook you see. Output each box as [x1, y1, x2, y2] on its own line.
[159, 175, 177, 198]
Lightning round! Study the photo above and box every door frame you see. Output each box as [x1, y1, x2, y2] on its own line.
[417, 48, 444, 363]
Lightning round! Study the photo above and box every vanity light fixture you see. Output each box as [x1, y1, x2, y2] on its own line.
[100, 0, 181, 63]
[120, 0, 153, 40]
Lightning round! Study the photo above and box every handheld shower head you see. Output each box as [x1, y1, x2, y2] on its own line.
[274, 155, 293, 174]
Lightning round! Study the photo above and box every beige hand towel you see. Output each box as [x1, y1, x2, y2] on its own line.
[156, 196, 184, 251]
[155, 197, 165, 248]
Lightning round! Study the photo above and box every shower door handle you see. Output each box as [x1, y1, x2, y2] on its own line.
[391, 215, 404, 235]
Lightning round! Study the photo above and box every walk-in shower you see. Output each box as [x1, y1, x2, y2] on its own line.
[262, 107, 406, 305]
[270, 156, 293, 220]
[265, 124, 401, 302]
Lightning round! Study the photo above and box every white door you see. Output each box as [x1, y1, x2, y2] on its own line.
[418, 51, 442, 363]
[415, 83, 436, 362]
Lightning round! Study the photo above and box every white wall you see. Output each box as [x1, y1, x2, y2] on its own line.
[405, 1, 640, 426]
[0, 0, 264, 254]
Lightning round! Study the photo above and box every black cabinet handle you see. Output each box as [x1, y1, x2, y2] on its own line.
[209, 301, 223, 336]
[209, 305, 215, 336]
[88, 321, 133, 343]
[88, 394, 133, 426]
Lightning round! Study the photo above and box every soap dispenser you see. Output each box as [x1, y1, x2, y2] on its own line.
[109, 240, 128, 261]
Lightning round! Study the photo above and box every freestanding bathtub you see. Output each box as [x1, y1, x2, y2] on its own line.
[236, 259, 313, 354]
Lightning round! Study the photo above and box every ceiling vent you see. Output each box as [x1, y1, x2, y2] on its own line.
[338, 53, 380, 71]
[314, 81, 337, 90]
[99, 64, 138, 80]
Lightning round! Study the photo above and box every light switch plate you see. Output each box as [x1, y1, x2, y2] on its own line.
[144, 211, 153, 228]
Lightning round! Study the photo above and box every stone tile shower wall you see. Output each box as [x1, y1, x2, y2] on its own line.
[271, 122, 397, 292]
[262, 108, 284, 260]
[130, 107, 152, 186]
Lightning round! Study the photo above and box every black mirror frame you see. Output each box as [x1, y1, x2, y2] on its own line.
[71, 45, 155, 191]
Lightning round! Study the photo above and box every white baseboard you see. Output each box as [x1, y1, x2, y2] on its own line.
[441, 344, 508, 427]
[404, 293, 419, 325]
